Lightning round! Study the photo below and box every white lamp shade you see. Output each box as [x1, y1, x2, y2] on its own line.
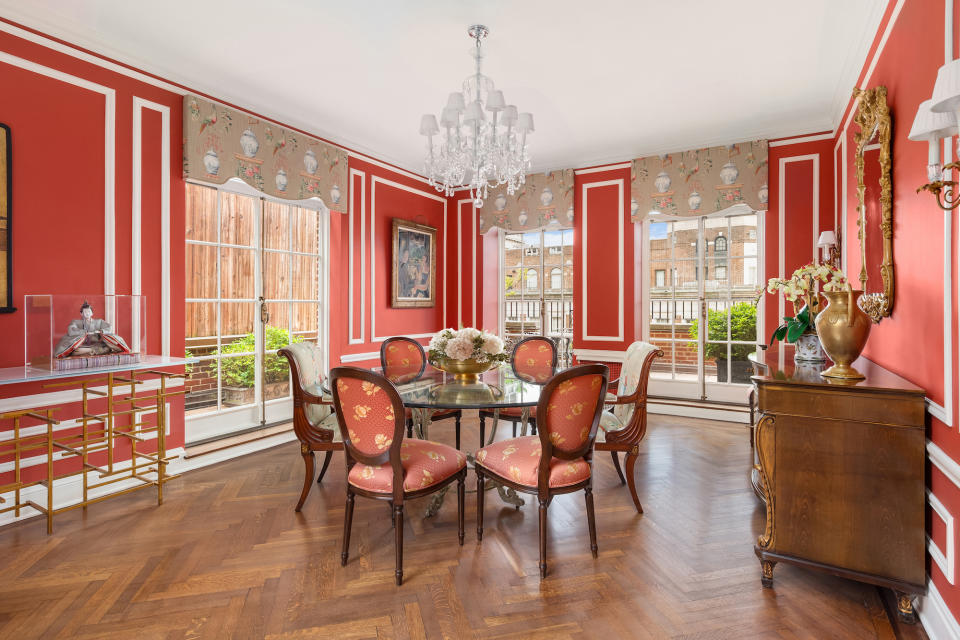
[419, 114, 439, 136]
[486, 90, 505, 111]
[440, 107, 459, 128]
[817, 230, 837, 248]
[446, 92, 465, 112]
[502, 105, 518, 126]
[463, 101, 485, 123]
[909, 99, 958, 141]
[517, 112, 535, 132]
[931, 59, 960, 113]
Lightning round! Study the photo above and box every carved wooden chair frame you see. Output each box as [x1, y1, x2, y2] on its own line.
[380, 336, 463, 447]
[475, 363, 608, 578]
[278, 346, 342, 512]
[478, 335, 558, 445]
[595, 346, 664, 513]
[331, 366, 466, 586]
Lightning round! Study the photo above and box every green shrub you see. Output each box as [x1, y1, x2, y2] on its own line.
[219, 326, 302, 387]
[688, 302, 757, 360]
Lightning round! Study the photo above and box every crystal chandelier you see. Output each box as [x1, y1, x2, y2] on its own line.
[419, 25, 534, 207]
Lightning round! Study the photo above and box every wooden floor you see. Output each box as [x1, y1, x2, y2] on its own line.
[0, 414, 928, 639]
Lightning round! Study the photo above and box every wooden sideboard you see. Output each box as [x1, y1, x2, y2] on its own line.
[749, 348, 925, 623]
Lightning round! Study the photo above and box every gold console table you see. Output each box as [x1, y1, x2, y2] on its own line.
[0, 357, 188, 533]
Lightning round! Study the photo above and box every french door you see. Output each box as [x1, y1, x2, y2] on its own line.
[184, 180, 330, 443]
[499, 229, 574, 365]
[643, 208, 762, 403]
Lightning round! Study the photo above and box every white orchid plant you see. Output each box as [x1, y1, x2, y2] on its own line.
[761, 263, 847, 344]
[428, 327, 510, 365]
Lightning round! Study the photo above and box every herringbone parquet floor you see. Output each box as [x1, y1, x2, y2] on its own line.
[0, 414, 928, 639]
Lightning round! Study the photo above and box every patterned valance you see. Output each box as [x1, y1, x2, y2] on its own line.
[630, 140, 768, 221]
[478, 169, 575, 233]
[183, 95, 348, 212]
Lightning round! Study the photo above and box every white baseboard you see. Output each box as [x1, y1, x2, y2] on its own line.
[0, 429, 298, 529]
[648, 402, 751, 424]
[916, 579, 960, 640]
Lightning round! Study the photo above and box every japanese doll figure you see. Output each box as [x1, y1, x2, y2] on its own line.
[54, 302, 132, 358]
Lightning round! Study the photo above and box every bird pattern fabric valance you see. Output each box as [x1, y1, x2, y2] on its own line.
[478, 169, 575, 233]
[629, 140, 768, 221]
[183, 95, 348, 212]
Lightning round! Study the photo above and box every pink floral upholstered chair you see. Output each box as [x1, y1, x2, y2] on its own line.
[475, 363, 608, 578]
[596, 341, 663, 513]
[331, 366, 467, 585]
[380, 336, 463, 448]
[478, 336, 557, 446]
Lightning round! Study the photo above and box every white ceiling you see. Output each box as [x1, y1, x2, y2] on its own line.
[1, 0, 887, 174]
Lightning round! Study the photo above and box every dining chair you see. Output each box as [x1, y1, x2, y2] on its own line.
[331, 366, 467, 585]
[478, 335, 557, 446]
[381, 337, 463, 448]
[595, 341, 663, 513]
[475, 363, 608, 578]
[278, 343, 343, 512]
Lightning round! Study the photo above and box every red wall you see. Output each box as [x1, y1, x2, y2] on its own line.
[0, 23, 185, 483]
[835, 0, 959, 622]
[332, 157, 465, 368]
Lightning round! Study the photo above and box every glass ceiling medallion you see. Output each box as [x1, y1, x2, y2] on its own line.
[419, 24, 534, 207]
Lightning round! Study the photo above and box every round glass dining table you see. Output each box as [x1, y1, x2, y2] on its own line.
[375, 363, 554, 514]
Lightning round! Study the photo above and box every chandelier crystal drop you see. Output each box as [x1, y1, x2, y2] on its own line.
[419, 25, 534, 207]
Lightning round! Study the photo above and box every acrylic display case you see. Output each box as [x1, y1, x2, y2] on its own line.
[24, 294, 146, 370]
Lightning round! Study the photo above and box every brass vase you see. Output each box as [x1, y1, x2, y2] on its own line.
[433, 358, 493, 383]
[814, 288, 871, 380]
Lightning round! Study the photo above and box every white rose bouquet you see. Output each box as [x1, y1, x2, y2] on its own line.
[428, 327, 510, 365]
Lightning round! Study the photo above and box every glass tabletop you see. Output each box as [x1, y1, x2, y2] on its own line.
[376, 364, 553, 409]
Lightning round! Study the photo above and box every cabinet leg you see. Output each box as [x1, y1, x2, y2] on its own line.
[896, 592, 917, 624]
[760, 559, 776, 588]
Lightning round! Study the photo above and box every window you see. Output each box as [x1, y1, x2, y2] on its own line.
[501, 230, 574, 361]
[526, 268, 538, 290]
[550, 268, 562, 290]
[655, 269, 666, 288]
[714, 265, 727, 280]
[714, 236, 728, 253]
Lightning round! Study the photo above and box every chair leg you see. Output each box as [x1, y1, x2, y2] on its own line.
[295, 450, 315, 512]
[479, 415, 486, 448]
[538, 498, 548, 578]
[455, 413, 461, 450]
[585, 485, 598, 558]
[476, 471, 485, 541]
[341, 491, 355, 566]
[457, 474, 465, 545]
[610, 451, 626, 485]
[394, 503, 404, 586]
[316, 450, 333, 485]
[512, 421, 517, 438]
[625, 452, 643, 514]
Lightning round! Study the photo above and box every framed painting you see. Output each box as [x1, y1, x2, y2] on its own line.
[391, 218, 436, 308]
[0, 123, 12, 313]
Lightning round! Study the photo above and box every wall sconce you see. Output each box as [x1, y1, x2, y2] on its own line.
[913, 59, 960, 209]
[817, 230, 840, 268]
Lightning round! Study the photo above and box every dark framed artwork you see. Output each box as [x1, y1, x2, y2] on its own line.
[391, 218, 436, 308]
[0, 123, 13, 313]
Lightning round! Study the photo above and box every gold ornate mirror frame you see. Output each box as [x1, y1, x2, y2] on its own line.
[852, 85, 894, 322]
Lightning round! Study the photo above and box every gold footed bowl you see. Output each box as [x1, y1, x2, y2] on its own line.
[432, 358, 494, 382]
[815, 288, 872, 380]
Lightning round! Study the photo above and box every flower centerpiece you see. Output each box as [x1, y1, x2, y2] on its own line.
[428, 327, 510, 382]
[762, 263, 847, 363]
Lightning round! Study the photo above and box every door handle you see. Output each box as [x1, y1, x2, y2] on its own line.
[259, 296, 269, 324]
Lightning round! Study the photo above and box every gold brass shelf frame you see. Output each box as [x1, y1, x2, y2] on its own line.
[0, 368, 185, 534]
